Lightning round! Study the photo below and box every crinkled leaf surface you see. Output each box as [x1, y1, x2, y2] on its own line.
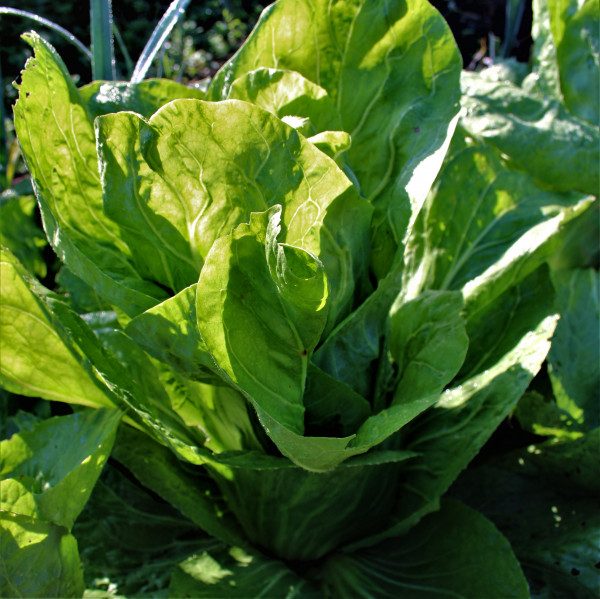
[227, 67, 343, 135]
[460, 73, 599, 196]
[13, 33, 166, 316]
[0, 247, 116, 409]
[0, 408, 121, 530]
[208, 0, 462, 275]
[323, 499, 529, 598]
[548, 268, 600, 429]
[98, 98, 371, 321]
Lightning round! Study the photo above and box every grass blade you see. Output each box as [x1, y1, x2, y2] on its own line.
[0, 7, 92, 62]
[130, 0, 191, 83]
[90, 0, 116, 80]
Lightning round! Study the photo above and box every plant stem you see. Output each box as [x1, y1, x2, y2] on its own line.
[90, 0, 116, 80]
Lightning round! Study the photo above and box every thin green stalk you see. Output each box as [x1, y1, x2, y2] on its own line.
[0, 7, 92, 62]
[501, 0, 526, 58]
[90, 0, 116, 80]
[130, 0, 191, 83]
[112, 22, 134, 77]
[0, 59, 6, 191]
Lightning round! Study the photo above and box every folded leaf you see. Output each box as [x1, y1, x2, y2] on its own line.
[98, 98, 371, 322]
[126, 284, 219, 384]
[227, 67, 342, 135]
[197, 207, 328, 436]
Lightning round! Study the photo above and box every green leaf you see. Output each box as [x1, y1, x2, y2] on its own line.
[0, 247, 116, 409]
[548, 268, 600, 429]
[514, 391, 586, 440]
[14, 32, 125, 258]
[227, 68, 343, 135]
[74, 464, 204, 597]
[197, 207, 328, 437]
[322, 499, 529, 598]
[389, 290, 468, 406]
[80, 78, 205, 120]
[170, 544, 321, 598]
[0, 193, 47, 278]
[460, 73, 600, 196]
[111, 426, 247, 548]
[208, 0, 462, 276]
[303, 364, 371, 437]
[210, 450, 411, 561]
[125, 284, 220, 384]
[97, 98, 371, 315]
[451, 431, 600, 598]
[0, 409, 121, 530]
[398, 312, 558, 524]
[0, 511, 84, 598]
[556, 0, 599, 125]
[405, 139, 593, 296]
[13, 33, 166, 317]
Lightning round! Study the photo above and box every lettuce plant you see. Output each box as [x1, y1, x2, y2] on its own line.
[1, 0, 597, 596]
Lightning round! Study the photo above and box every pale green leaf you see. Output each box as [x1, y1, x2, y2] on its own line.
[208, 0, 462, 276]
[0, 247, 117, 409]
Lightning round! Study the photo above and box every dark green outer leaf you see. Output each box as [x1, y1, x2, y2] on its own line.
[323, 499, 529, 598]
[209, 457, 402, 561]
[460, 73, 599, 195]
[170, 544, 321, 598]
[112, 426, 247, 548]
[451, 431, 600, 598]
[557, 0, 599, 125]
[548, 268, 600, 429]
